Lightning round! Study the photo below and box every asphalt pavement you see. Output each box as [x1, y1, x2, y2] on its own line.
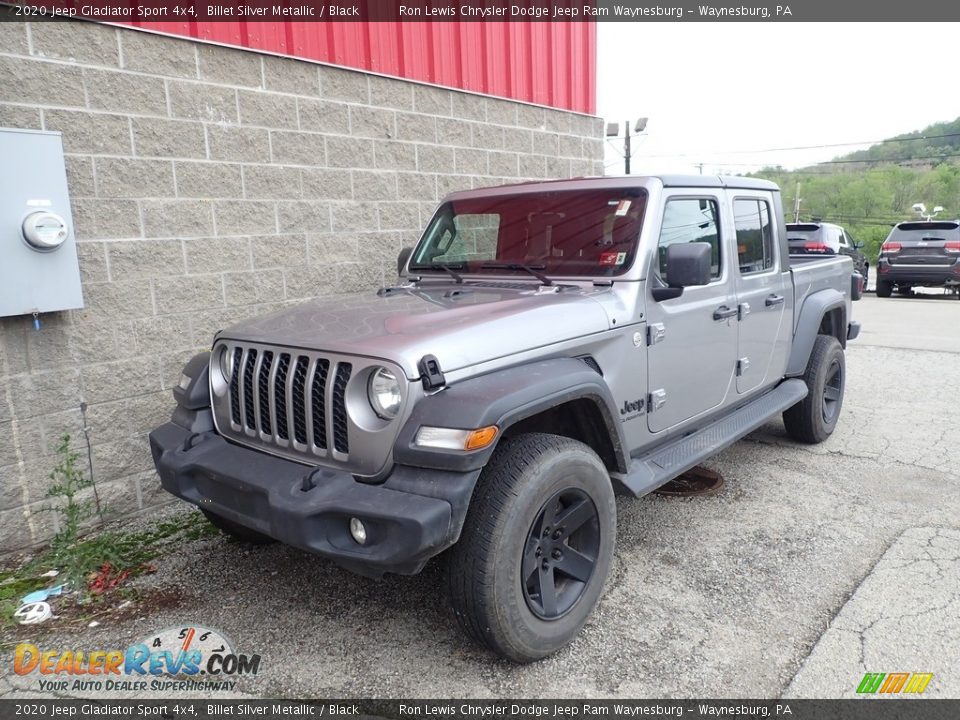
[2, 293, 958, 699]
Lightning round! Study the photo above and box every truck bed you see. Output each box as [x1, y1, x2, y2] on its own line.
[790, 254, 855, 333]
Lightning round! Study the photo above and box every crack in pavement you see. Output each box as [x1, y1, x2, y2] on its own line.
[741, 435, 960, 481]
[784, 527, 960, 698]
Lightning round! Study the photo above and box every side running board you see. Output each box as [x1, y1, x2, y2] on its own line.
[612, 379, 807, 497]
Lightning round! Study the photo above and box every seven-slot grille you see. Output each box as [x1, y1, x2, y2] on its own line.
[224, 344, 352, 457]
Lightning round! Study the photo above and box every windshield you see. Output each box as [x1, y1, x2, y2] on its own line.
[410, 189, 647, 278]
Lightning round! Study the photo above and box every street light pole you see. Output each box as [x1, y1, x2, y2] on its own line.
[605, 118, 647, 176]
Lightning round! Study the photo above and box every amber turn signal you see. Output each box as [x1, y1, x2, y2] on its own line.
[464, 426, 498, 451]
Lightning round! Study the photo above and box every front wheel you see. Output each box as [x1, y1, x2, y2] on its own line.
[783, 334, 845, 444]
[446, 433, 616, 663]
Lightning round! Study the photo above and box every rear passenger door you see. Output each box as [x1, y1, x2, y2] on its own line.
[731, 195, 791, 394]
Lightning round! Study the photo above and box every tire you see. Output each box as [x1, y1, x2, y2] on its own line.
[201, 509, 276, 545]
[446, 433, 616, 663]
[876, 279, 893, 298]
[783, 334, 846, 444]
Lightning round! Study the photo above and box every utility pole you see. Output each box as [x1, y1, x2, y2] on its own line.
[695, 163, 704, 175]
[623, 120, 631, 175]
[793, 183, 802, 223]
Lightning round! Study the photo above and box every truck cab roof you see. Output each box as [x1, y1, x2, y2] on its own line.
[443, 175, 780, 201]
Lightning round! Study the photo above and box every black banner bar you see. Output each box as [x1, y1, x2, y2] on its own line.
[0, 700, 958, 720]
[1, 0, 960, 22]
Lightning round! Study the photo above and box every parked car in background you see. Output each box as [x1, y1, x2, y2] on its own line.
[876, 220, 960, 298]
[787, 222, 869, 286]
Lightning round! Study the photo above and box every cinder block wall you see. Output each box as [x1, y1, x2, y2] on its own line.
[0, 17, 604, 551]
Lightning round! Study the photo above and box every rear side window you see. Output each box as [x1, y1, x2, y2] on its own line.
[656, 198, 722, 281]
[734, 199, 776, 274]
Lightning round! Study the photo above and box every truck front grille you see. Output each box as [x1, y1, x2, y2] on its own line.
[223, 343, 352, 460]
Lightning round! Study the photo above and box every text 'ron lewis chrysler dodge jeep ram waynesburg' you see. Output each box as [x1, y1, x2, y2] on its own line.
[150, 176, 862, 662]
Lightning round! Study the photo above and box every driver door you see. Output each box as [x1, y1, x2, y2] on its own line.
[645, 193, 739, 433]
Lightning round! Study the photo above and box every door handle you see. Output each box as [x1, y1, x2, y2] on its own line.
[765, 294, 785, 307]
[713, 305, 738, 320]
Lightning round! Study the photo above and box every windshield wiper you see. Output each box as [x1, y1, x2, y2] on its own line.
[479, 262, 553, 286]
[437, 264, 464, 283]
[412, 263, 464, 283]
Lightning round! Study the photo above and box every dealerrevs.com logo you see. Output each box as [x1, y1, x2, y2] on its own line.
[856, 672, 934, 695]
[14, 625, 261, 693]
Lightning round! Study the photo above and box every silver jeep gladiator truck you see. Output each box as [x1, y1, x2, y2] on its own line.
[150, 176, 861, 662]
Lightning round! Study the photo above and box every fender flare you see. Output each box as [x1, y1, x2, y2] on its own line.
[786, 289, 846, 376]
[170, 351, 214, 434]
[173, 351, 211, 410]
[393, 357, 629, 472]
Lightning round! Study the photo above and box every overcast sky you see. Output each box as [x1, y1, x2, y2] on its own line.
[596, 23, 960, 176]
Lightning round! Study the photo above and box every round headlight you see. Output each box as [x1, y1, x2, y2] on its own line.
[219, 346, 235, 381]
[368, 367, 401, 420]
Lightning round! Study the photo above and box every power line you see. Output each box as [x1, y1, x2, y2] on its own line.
[639, 130, 960, 159]
[815, 152, 960, 166]
[698, 153, 960, 170]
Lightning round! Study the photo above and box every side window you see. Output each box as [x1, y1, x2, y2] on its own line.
[657, 198, 722, 281]
[838, 229, 849, 247]
[734, 199, 775, 274]
[830, 228, 843, 250]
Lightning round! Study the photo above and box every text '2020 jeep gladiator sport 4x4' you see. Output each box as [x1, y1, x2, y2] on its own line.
[150, 176, 861, 662]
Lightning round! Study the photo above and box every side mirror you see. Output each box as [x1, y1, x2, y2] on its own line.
[653, 242, 712, 301]
[853, 241, 863, 250]
[397, 247, 413, 276]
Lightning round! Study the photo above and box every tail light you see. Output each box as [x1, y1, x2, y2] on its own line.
[880, 241, 902, 254]
[804, 242, 830, 253]
[851, 272, 864, 300]
[944, 241, 960, 253]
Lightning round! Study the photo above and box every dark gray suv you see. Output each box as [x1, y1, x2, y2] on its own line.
[787, 222, 869, 284]
[876, 220, 960, 298]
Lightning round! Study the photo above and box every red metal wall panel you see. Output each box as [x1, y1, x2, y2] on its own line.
[120, 20, 595, 114]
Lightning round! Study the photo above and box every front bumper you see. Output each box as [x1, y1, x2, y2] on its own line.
[149, 421, 480, 578]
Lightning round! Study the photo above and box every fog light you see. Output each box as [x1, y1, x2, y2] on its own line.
[349, 517, 367, 545]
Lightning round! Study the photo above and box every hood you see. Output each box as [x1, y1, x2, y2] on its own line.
[216, 281, 612, 379]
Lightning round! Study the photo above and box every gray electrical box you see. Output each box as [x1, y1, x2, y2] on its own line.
[0, 128, 84, 318]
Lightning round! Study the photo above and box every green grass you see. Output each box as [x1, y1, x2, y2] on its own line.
[1, 510, 218, 628]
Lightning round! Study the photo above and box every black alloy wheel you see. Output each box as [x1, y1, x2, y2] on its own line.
[822, 358, 843, 424]
[522, 488, 600, 620]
